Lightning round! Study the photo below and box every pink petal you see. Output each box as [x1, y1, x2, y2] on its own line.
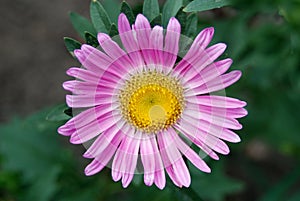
[121, 132, 142, 188]
[63, 80, 116, 95]
[184, 107, 243, 130]
[176, 119, 230, 155]
[70, 113, 121, 144]
[66, 67, 99, 84]
[181, 43, 227, 82]
[187, 95, 247, 108]
[147, 26, 164, 69]
[134, 14, 151, 50]
[140, 135, 156, 186]
[157, 131, 191, 187]
[83, 121, 125, 158]
[164, 17, 181, 73]
[186, 70, 242, 95]
[66, 94, 115, 108]
[97, 33, 134, 74]
[78, 45, 125, 79]
[150, 136, 166, 189]
[198, 104, 248, 119]
[118, 13, 145, 71]
[57, 104, 113, 136]
[183, 58, 232, 87]
[174, 124, 219, 160]
[169, 128, 211, 173]
[172, 27, 214, 76]
[84, 132, 124, 176]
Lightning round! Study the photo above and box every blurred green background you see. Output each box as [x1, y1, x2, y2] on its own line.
[1, 0, 300, 200]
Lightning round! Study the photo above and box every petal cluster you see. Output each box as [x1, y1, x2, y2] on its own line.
[58, 13, 247, 189]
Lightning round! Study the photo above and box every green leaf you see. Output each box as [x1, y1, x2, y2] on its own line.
[90, 0, 111, 33]
[120, 1, 135, 25]
[162, 0, 183, 27]
[176, 8, 188, 31]
[143, 0, 160, 22]
[84, 32, 99, 47]
[184, 13, 198, 37]
[102, 0, 120, 24]
[150, 14, 162, 27]
[46, 104, 71, 122]
[190, 161, 245, 201]
[183, 0, 231, 12]
[69, 12, 97, 38]
[109, 23, 119, 37]
[63, 37, 82, 57]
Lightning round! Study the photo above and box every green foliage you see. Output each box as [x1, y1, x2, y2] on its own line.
[190, 161, 245, 201]
[259, 167, 300, 201]
[85, 32, 99, 47]
[69, 12, 97, 38]
[143, 0, 160, 22]
[150, 14, 162, 27]
[109, 23, 119, 37]
[90, 0, 112, 33]
[184, 13, 198, 37]
[183, 0, 231, 12]
[121, 1, 135, 25]
[63, 37, 81, 57]
[46, 104, 71, 122]
[162, 0, 183, 27]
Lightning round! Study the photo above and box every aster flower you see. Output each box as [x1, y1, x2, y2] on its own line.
[58, 13, 247, 189]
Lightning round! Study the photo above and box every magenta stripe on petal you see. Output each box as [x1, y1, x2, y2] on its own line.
[173, 27, 214, 76]
[134, 14, 151, 50]
[118, 14, 145, 70]
[84, 132, 124, 176]
[84, 121, 125, 158]
[66, 67, 100, 84]
[183, 58, 233, 87]
[164, 17, 181, 73]
[157, 131, 191, 187]
[70, 113, 121, 144]
[169, 128, 211, 173]
[187, 70, 241, 95]
[149, 136, 166, 189]
[174, 124, 220, 160]
[187, 95, 247, 108]
[111, 125, 135, 182]
[140, 136, 156, 186]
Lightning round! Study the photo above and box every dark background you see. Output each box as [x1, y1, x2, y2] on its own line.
[0, 0, 90, 122]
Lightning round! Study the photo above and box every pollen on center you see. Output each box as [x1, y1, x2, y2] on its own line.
[119, 70, 185, 133]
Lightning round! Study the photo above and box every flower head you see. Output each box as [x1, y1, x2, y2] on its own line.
[58, 13, 247, 189]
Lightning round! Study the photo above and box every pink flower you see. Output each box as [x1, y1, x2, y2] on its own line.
[58, 13, 247, 189]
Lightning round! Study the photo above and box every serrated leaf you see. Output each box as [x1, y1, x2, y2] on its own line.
[46, 104, 71, 122]
[162, 0, 183, 27]
[184, 12, 198, 37]
[84, 32, 99, 47]
[63, 37, 82, 57]
[109, 23, 119, 37]
[120, 1, 135, 25]
[183, 0, 231, 12]
[143, 0, 160, 22]
[69, 12, 97, 38]
[90, 0, 111, 33]
[150, 14, 162, 27]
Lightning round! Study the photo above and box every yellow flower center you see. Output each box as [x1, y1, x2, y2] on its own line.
[119, 71, 184, 133]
